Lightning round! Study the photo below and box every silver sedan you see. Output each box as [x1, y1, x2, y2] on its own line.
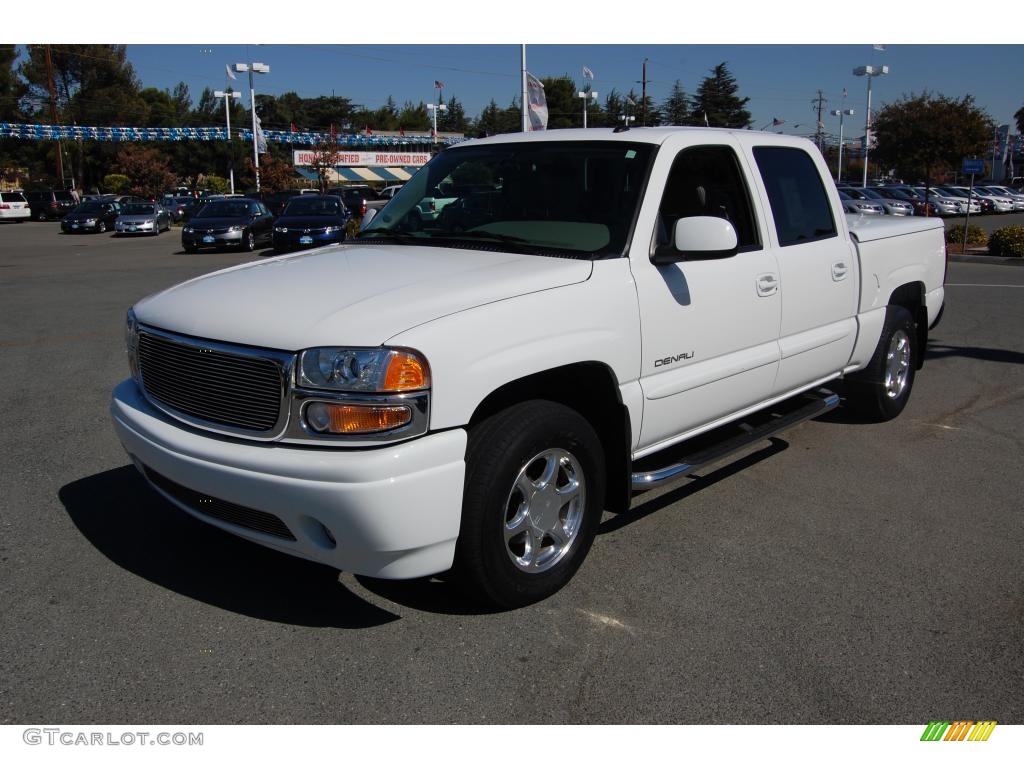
[115, 202, 171, 235]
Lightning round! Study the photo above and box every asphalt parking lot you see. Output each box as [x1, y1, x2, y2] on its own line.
[0, 221, 1021, 725]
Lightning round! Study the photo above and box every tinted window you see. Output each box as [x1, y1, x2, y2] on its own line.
[753, 146, 836, 247]
[1, 192, 27, 202]
[656, 145, 759, 251]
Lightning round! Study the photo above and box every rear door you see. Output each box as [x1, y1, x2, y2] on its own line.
[746, 145, 858, 395]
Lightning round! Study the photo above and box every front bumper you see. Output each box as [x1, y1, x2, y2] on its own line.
[272, 230, 345, 251]
[110, 379, 467, 579]
[62, 220, 102, 232]
[116, 220, 158, 234]
[182, 230, 244, 248]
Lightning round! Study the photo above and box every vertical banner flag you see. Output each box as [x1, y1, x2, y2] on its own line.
[582, 66, 594, 80]
[526, 72, 548, 131]
[225, 64, 236, 81]
[254, 114, 268, 154]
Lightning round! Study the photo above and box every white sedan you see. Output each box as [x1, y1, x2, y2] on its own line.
[0, 191, 31, 222]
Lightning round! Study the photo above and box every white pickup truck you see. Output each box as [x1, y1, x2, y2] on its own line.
[111, 128, 946, 608]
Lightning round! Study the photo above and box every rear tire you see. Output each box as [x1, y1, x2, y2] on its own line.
[846, 305, 917, 422]
[455, 400, 605, 609]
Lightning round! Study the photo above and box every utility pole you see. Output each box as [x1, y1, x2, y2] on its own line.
[639, 58, 648, 127]
[44, 45, 65, 187]
[812, 90, 828, 152]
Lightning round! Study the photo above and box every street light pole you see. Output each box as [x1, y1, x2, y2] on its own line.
[427, 102, 447, 146]
[830, 108, 854, 183]
[214, 88, 242, 194]
[853, 64, 887, 187]
[235, 62, 270, 192]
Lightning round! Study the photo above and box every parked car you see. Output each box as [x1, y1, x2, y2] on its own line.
[181, 197, 274, 252]
[0, 191, 31, 222]
[327, 186, 388, 220]
[910, 187, 970, 216]
[272, 195, 349, 253]
[115, 202, 172, 236]
[25, 189, 76, 220]
[837, 189, 884, 215]
[979, 185, 1024, 211]
[261, 189, 318, 217]
[932, 186, 984, 215]
[160, 195, 192, 222]
[61, 200, 122, 233]
[875, 187, 938, 217]
[379, 184, 404, 200]
[960, 186, 1016, 213]
[841, 186, 912, 216]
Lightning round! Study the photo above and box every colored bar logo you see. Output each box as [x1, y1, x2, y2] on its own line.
[920, 721, 996, 741]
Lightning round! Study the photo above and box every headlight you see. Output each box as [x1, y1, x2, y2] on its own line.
[183, 226, 193, 233]
[298, 347, 430, 392]
[324, 226, 340, 233]
[84, 218, 96, 224]
[274, 226, 288, 233]
[228, 225, 242, 232]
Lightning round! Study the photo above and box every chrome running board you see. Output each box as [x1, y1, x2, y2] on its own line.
[630, 391, 840, 492]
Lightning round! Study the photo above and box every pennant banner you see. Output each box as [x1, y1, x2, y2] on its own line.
[525, 72, 548, 131]
[0, 122, 463, 147]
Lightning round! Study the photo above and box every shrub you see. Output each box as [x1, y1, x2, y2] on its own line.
[988, 225, 1024, 258]
[945, 223, 987, 247]
[103, 174, 130, 194]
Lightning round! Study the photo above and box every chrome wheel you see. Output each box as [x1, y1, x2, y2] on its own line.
[503, 448, 586, 573]
[884, 329, 911, 399]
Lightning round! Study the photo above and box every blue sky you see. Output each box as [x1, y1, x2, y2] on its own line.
[11, 3, 1024, 137]
[121, 43, 1024, 137]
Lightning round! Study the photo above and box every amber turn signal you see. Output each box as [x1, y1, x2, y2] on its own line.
[306, 402, 412, 434]
[383, 351, 430, 391]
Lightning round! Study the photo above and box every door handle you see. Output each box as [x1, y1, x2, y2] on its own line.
[756, 273, 779, 297]
[832, 261, 848, 281]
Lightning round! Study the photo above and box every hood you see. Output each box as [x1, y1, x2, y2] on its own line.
[118, 214, 158, 223]
[135, 243, 593, 350]
[186, 216, 251, 229]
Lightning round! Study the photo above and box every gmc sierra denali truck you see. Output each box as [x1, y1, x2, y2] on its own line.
[111, 128, 946, 608]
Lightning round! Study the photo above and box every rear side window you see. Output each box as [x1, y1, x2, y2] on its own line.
[753, 146, 836, 247]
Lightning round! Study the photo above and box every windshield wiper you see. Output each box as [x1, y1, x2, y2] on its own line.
[355, 230, 421, 244]
[429, 231, 531, 244]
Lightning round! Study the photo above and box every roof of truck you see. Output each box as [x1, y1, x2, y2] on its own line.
[457, 126, 814, 150]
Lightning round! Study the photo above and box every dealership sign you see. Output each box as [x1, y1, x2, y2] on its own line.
[294, 150, 431, 167]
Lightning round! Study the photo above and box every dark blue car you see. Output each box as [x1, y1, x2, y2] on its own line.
[272, 195, 349, 253]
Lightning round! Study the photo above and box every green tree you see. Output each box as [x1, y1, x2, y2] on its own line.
[661, 80, 690, 126]
[538, 76, 579, 129]
[438, 95, 470, 133]
[872, 92, 994, 187]
[102, 173, 130, 193]
[689, 62, 751, 128]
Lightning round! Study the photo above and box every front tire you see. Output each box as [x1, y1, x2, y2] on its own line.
[455, 400, 605, 609]
[97, 221, 106, 233]
[242, 230, 255, 251]
[846, 305, 917, 421]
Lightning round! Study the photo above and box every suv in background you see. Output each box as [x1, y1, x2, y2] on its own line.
[25, 189, 77, 220]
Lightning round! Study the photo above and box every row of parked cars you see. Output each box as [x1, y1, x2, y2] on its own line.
[837, 183, 1024, 217]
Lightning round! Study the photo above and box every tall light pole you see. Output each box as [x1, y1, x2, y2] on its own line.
[235, 62, 270, 192]
[426, 102, 447, 146]
[214, 88, 242, 194]
[853, 64, 887, 187]
[578, 89, 598, 129]
[830, 108, 854, 182]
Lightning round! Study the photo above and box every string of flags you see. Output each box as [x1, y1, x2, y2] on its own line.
[0, 122, 462, 146]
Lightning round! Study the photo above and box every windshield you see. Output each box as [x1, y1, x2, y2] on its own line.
[360, 140, 655, 258]
[195, 201, 253, 218]
[72, 203, 104, 214]
[123, 203, 157, 215]
[283, 197, 343, 216]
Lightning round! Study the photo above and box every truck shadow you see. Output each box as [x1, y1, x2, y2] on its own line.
[59, 466, 402, 628]
[925, 342, 1024, 366]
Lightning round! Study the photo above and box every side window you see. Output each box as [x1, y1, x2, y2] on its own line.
[752, 146, 836, 246]
[656, 145, 759, 251]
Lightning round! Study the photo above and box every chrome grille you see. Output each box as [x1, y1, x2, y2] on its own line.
[138, 329, 286, 433]
[144, 465, 296, 540]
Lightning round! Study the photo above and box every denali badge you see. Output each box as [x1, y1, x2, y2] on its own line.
[654, 351, 694, 367]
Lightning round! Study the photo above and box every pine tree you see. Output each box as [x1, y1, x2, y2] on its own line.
[689, 62, 751, 129]
[661, 80, 689, 126]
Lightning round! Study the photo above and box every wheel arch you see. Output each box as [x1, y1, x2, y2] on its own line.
[468, 361, 632, 514]
[886, 281, 927, 369]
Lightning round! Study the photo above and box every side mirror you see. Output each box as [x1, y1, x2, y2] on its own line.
[652, 216, 738, 264]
